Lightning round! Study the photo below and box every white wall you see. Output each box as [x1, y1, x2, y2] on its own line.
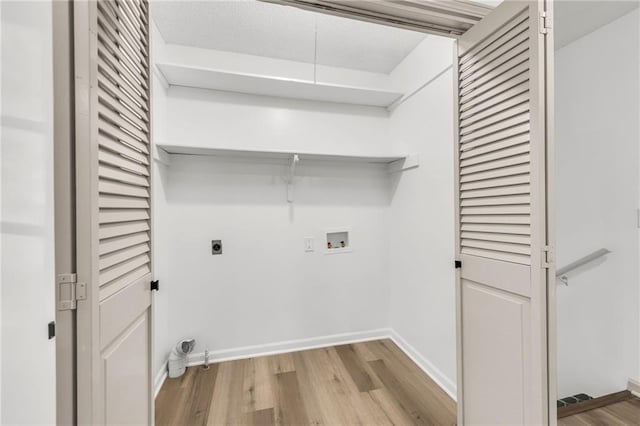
[159, 154, 390, 355]
[387, 36, 457, 396]
[152, 27, 458, 400]
[155, 85, 392, 362]
[555, 9, 640, 398]
[1, 1, 57, 423]
[163, 85, 390, 156]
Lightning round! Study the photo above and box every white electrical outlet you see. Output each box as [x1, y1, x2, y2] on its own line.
[304, 237, 314, 252]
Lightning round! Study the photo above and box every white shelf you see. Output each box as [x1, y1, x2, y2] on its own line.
[156, 63, 403, 108]
[156, 144, 408, 165]
[155, 144, 419, 203]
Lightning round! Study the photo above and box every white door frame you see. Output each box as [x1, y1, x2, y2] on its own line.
[53, 0, 77, 424]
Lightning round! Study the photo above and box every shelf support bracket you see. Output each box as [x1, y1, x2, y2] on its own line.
[287, 154, 299, 203]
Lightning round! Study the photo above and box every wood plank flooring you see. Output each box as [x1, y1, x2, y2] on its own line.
[156, 339, 457, 426]
[558, 395, 640, 426]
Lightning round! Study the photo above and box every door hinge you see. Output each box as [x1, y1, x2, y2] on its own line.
[150, 280, 159, 291]
[539, 10, 552, 34]
[48, 321, 56, 340]
[454, 260, 462, 269]
[57, 273, 87, 311]
[542, 245, 554, 269]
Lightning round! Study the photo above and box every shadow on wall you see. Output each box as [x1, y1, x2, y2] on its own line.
[168, 85, 391, 118]
[162, 154, 393, 206]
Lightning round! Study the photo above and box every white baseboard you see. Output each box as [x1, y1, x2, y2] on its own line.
[628, 378, 640, 397]
[388, 330, 457, 401]
[154, 361, 168, 399]
[185, 328, 391, 368]
[153, 327, 458, 402]
[153, 329, 390, 396]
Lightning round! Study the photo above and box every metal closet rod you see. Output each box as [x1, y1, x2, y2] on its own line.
[556, 248, 611, 285]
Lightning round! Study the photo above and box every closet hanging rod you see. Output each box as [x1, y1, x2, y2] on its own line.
[556, 248, 611, 285]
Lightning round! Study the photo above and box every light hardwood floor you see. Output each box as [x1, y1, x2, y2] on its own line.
[156, 339, 457, 425]
[558, 396, 640, 426]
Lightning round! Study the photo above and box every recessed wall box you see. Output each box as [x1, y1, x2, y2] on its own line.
[325, 228, 352, 255]
[211, 240, 223, 255]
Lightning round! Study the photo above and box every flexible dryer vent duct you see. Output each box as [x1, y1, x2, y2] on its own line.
[168, 339, 195, 378]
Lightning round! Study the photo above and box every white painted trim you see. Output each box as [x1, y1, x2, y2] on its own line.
[152, 64, 170, 90]
[154, 360, 168, 399]
[186, 328, 390, 367]
[153, 145, 172, 166]
[628, 378, 640, 397]
[388, 329, 458, 401]
[152, 327, 458, 403]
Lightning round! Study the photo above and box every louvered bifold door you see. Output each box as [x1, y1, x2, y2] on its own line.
[74, 0, 153, 424]
[453, 0, 552, 425]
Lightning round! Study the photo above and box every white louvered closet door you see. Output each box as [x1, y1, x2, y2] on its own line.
[454, 0, 553, 425]
[74, 0, 153, 424]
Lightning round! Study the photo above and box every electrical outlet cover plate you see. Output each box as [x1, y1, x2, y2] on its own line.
[304, 237, 314, 252]
[211, 240, 223, 255]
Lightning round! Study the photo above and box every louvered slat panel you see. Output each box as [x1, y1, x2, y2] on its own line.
[99, 133, 148, 163]
[460, 174, 530, 191]
[460, 194, 530, 207]
[98, 147, 149, 176]
[116, 0, 148, 36]
[461, 214, 530, 225]
[460, 163, 529, 183]
[460, 72, 529, 113]
[96, 0, 151, 302]
[98, 1, 149, 60]
[459, 60, 529, 104]
[460, 133, 529, 159]
[98, 104, 147, 141]
[460, 143, 529, 168]
[99, 264, 150, 302]
[461, 239, 529, 255]
[99, 180, 149, 198]
[99, 208, 149, 224]
[98, 72, 149, 123]
[460, 112, 530, 143]
[459, 19, 529, 78]
[99, 253, 150, 286]
[459, 11, 528, 66]
[99, 232, 150, 256]
[460, 153, 530, 176]
[99, 220, 150, 240]
[99, 194, 150, 209]
[460, 40, 529, 95]
[461, 123, 530, 150]
[460, 102, 529, 136]
[461, 247, 530, 265]
[97, 11, 148, 70]
[97, 26, 146, 82]
[100, 254, 151, 286]
[460, 92, 529, 128]
[461, 232, 530, 245]
[98, 55, 148, 104]
[123, 0, 148, 26]
[99, 165, 149, 187]
[98, 91, 148, 134]
[461, 183, 530, 199]
[108, 0, 149, 48]
[461, 223, 531, 235]
[457, 11, 532, 265]
[461, 205, 530, 215]
[99, 122, 148, 154]
[99, 243, 150, 270]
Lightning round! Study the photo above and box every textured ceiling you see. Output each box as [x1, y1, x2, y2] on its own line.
[151, 0, 427, 74]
